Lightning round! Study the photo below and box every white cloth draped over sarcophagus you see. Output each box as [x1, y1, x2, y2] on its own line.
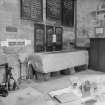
[28, 50, 89, 73]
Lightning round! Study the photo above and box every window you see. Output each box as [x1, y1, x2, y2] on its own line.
[20, 0, 43, 22]
[62, 0, 74, 27]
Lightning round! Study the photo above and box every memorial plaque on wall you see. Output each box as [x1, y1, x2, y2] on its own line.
[46, 0, 61, 21]
[46, 25, 54, 51]
[62, 0, 74, 27]
[34, 24, 45, 52]
[55, 27, 63, 50]
[21, 0, 43, 22]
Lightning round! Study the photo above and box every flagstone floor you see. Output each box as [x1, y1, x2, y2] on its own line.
[0, 69, 103, 105]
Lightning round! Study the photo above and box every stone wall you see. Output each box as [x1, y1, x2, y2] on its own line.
[0, 0, 34, 54]
[0, 0, 104, 53]
[0, 0, 75, 80]
[77, 0, 103, 47]
[0, 0, 103, 80]
[0, 0, 75, 55]
[0, 0, 34, 81]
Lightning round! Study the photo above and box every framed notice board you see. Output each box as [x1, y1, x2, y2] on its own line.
[46, 0, 61, 21]
[34, 24, 45, 52]
[46, 25, 54, 51]
[62, 0, 74, 27]
[55, 27, 63, 50]
[21, 0, 43, 22]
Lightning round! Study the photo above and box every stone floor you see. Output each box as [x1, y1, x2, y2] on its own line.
[0, 69, 104, 105]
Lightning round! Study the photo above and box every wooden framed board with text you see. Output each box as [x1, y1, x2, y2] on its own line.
[46, 25, 54, 51]
[34, 24, 45, 52]
[55, 26, 63, 51]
